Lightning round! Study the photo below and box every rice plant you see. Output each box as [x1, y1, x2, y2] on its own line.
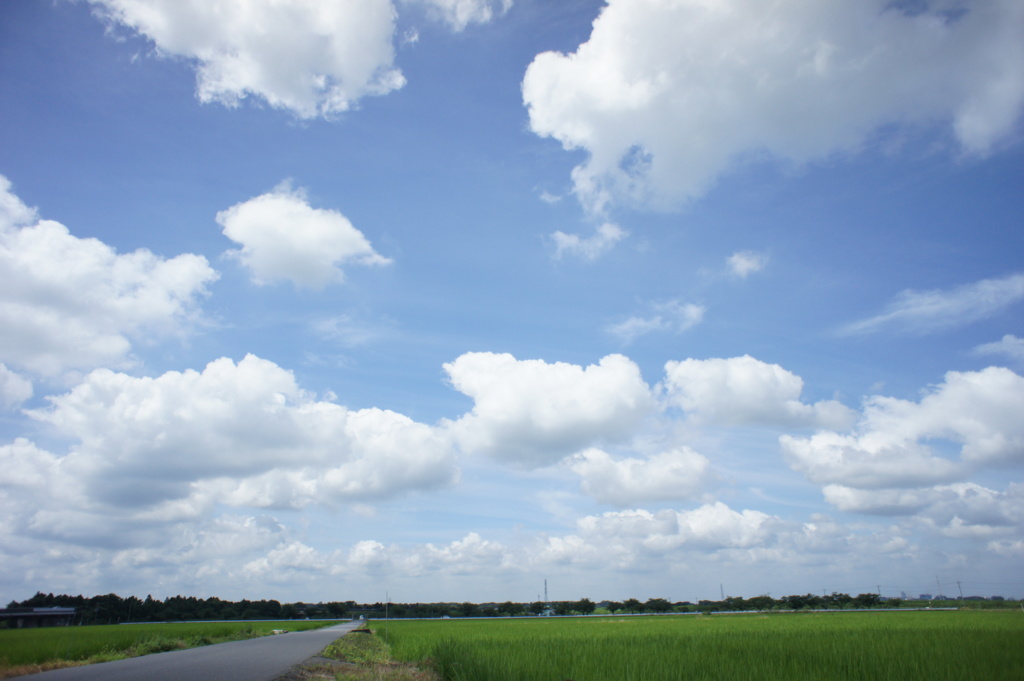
[382, 611, 1024, 681]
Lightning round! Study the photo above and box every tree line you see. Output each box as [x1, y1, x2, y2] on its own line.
[7, 590, 917, 625]
[7, 592, 352, 625]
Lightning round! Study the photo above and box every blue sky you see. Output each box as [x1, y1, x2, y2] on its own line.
[1, 0, 1023, 606]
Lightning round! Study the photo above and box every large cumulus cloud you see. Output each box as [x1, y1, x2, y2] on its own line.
[568, 447, 710, 506]
[0, 176, 217, 379]
[523, 0, 1024, 211]
[88, 0, 515, 118]
[663, 355, 855, 429]
[218, 183, 391, 289]
[25, 354, 458, 511]
[90, 0, 406, 117]
[442, 352, 656, 467]
[782, 367, 1024, 540]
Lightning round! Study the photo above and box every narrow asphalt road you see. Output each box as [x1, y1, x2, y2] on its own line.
[15, 621, 364, 681]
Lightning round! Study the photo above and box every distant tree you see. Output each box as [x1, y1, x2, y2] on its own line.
[93, 593, 127, 624]
[853, 593, 881, 609]
[722, 596, 747, 612]
[527, 601, 547, 615]
[574, 598, 596, 615]
[748, 595, 774, 612]
[645, 598, 672, 613]
[829, 592, 853, 610]
[888, 598, 902, 609]
[623, 598, 642, 613]
[606, 601, 623, 614]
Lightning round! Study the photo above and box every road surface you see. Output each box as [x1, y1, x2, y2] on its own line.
[15, 621, 364, 681]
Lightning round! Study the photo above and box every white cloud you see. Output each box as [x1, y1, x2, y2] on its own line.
[551, 222, 626, 260]
[393, 532, 511, 577]
[89, 0, 406, 118]
[783, 367, 1024, 501]
[574, 503, 775, 556]
[243, 541, 327, 579]
[535, 503, 927, 580]
[821, 482, 1024, 543]
[405, 0, 513, 32]
[339, 533, 515, 578]
[840, 273, 1024, 336]
[320, 407, 458, 500]
[443, 352, 655, 467]
[974, 334, 1024, 364]
[783, 431, 965, 490]
[27, 354, 458, 511]
[0, 176, 218, 377]
[663, 355, 855, 429]
[347, 539, 389, 570]
[522, 0, 1024, 211]
[568, 447, 710, 506]
[0, 438, 61, 490]
[0, 364, 32, 410]
[607, 300, 705, 344]
[0, 176, 37, 226]
[727, 251, 768, 279]
[312, 313, 393, 348]
[218, 183, 390, 289]
[110, 515, 287, 572]
[989, 538, 1024, 557]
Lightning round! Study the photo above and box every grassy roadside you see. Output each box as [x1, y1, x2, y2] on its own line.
[0, 621, 338, 679]
[282, 625, 439, 681]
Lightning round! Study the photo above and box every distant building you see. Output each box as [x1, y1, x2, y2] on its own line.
[919, 594, 932, 600]
[0, 607, 76, 628]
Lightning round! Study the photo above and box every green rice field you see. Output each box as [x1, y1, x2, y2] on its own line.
[381, 611, 1024, 681]
[0, 620, 337, 673]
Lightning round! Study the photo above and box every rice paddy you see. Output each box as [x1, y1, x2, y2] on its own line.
[380, 611, 1024, 681]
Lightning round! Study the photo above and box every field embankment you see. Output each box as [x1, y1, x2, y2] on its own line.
[0, 620, 338, 679]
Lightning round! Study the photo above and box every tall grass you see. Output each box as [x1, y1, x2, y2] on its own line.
[383, 612, 1024, 681]
[0, 620, 335, 669]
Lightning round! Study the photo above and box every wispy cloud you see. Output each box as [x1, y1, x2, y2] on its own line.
[409, 0, 513, 32]
[607, 300, 705, 344]
[974, 334, 1024, 365]
[839, 273, 1024, 336]
[551, 223, 627, 261]
[312, 313, 394, 348]
[727, 250, 768, 278]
